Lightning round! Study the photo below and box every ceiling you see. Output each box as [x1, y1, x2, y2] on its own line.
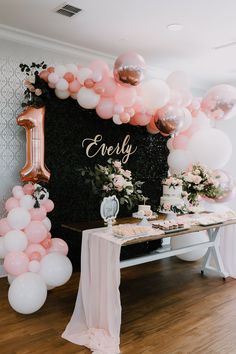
[0, 0, 236, 90]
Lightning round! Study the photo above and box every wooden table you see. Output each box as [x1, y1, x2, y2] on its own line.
[62, 217, 236, 278]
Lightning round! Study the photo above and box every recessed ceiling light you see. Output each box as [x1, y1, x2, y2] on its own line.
[167, 23, 183, 32]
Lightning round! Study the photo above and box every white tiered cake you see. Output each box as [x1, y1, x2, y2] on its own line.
[159, 178, 186, 214]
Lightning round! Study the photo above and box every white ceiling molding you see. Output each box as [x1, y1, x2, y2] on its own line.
[0, 23, 170, 80]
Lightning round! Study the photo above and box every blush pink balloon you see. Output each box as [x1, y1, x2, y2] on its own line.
[129, 116, 138, 126]
[23, 183, 35, 195]
[24, 221, 48, 243]
[84, 78, 95, 89]
[89, 60, 110, 77]
[39, 70, 49, 82]
[133, 112, 151, 126]
[172, 134, 189, 150]
[43, 200, 54, 213]
[30, 207, 47, 221]
[115, 86, 137, 107]
[47, 66, 55, 73]
[146, 124, 159, 134]
[96, 97, 114, 119]
[188, 97, 202, 117]
[69, 80, 81, 94]
[5, 197, 19, 212]
[0, 218, 11, 236]
[12, 186, 24, 200]
[40, 235, 52, 249]
[63, 72, 74, 83]
[4, 251, 29, 276]
[94, 76, 117, 97]
[26, 243, 46, 258]
[29, 251, 42, 261]
[119, 112, 130, 123]
[113, 104, 124, 114]
[49, 238, 69, 256]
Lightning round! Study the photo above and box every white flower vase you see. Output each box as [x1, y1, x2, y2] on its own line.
[170, 231, 209, 261]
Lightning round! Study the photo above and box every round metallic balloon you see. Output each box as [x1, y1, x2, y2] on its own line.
[154, 105, 184, 136]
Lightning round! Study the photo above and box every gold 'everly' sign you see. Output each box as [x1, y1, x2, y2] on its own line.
[82, 134, 137, 164]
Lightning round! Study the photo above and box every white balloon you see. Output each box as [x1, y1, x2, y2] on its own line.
[65, 63, 78, 76]
[19, 195, 35, 210]
[28, 260, 40, 273]
[40, 253, 72, 287]
[8, 272, 47, 314]
[112, 114, 123, 125]
[0, 237, 7, 258]
[55, 78, 69, 91]
[77, 87, 100, 109]
[48, 73, 59, 85]
[12, 186, 24, 200]
[166, 71, 191, 90]
[8, 274, 17, 285]
[55, 89, 70, 100]
[140, 79, 170, 111]
[170, 231, 209, 261]
[42, 217, 51, 232]
[185, 111, 211, 136]
[7, 207, 31, 230]
[166, 137, 174, 151]
[77, 67, 93, 84]
[4, 230, 28, 252]
[179, 108, 192, 132]
[188, 128, 232, 169]
[54, 64, 67, 77]
[168, 149, 193, 174]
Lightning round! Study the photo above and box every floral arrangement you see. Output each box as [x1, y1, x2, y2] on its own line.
[159, 202, 188, 215]
[162, 176, 182, 188]
[80, 159, 145, 210]
[20, 62, 50, 108]
[180, 163, 222, 205]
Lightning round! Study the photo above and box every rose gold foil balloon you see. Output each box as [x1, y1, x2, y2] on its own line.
[113, 52, 146, 86]
[16, 106, 50, 183]
[201, 84, 236, 120]
[212, 169, 236, 203]
[154, 105, 184, 136]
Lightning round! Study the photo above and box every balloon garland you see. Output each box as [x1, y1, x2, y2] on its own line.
[0, 184, 72, 314]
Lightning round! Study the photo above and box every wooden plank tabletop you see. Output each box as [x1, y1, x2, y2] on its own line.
[61, 217, 236, 246]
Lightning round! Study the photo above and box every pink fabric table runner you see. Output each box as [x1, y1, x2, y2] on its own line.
[62, 229, 122, 354]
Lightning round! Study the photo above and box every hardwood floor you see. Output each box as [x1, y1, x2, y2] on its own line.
[1, 258, 236, 354]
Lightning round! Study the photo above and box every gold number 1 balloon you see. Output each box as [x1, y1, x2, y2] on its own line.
[16, 106, 50, 183]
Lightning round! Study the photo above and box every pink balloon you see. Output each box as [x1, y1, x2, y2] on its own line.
[23, 183, 35, 195]
[43, 200, 54, 213]
[68, 80, 81, 94]
[172, 134, 189, 150]
[49, 238, 69, 256]
[12, 186, 24, 200]
[26, 243, 46, 258]
[201, 84, 236, 120]
[113, 52, 146, 86]
[180, 89, 193, 107]
[4, 251, 29, 276]
[24, 221, 48, 243]
[5, 197, 19, 212]
[84, 79, 95, 89]
[115, 86, 136, 107]
[29, 252, 42, 261]
[0, 218, 11, 236]
[96, 97, 114, 119]
[133, 112, 151, 126]
[119, 112, 130, 124]
[133, 96, 144, 112]
[40, 235, 52, 249]
[63, 72, 74, 83]
[129, 116, 138, 126]
[169, 90, 183, 106]
[188, 97, 202, 117]
[113, 104, 124, 114]
[94, 76, 117, 97]
[39, 70, 49, 82]
[30, 207, 47, 221]
[146, 124, 159, 134]
[89, 60, 110, 77]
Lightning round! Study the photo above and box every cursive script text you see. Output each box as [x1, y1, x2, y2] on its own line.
[82, 134, 137, 164]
